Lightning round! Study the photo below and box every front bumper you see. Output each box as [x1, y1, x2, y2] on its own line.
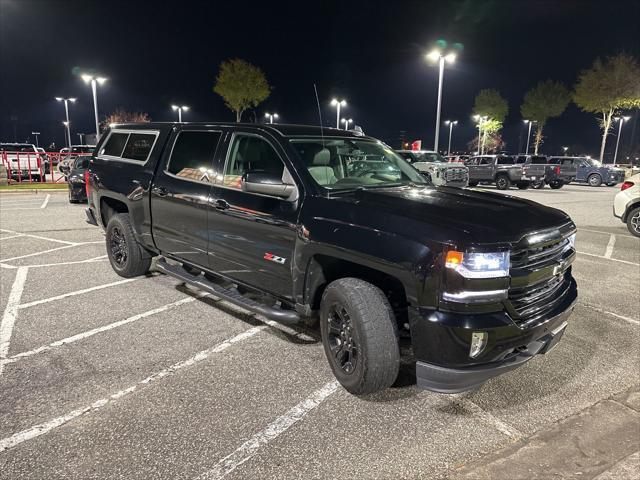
[410, 278, 577, 393]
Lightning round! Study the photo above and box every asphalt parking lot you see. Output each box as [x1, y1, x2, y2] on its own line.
[0, 184, 638, 479]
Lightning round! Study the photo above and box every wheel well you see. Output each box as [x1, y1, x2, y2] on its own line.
[100, 197, 129, 226]
[623, 200, 640, 222]
[308, 255, 409, 328]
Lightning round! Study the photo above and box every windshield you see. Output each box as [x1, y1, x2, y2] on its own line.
[291, 138, 426, 190]
[585, 158, 602, 167]
[71, 146, 93, 153]
[414, 151, 445, 163]
[74, 157, 90, 169]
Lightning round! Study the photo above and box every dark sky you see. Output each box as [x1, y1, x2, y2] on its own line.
[1, 0, 639, 158]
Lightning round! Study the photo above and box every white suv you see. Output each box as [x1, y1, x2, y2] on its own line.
[614, 173, 640, 237]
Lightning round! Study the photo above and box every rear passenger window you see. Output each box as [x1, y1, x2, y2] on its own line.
[223, 135, 284, 189]
[101, 133, 128, 157]
[122, 133, 156, 161]
[167, 131, 222, 183]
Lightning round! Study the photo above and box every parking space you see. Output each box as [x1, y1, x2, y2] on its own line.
[0, 187, 638, 479]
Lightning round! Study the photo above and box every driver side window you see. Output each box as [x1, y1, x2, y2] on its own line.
[223, 135, 285, 189]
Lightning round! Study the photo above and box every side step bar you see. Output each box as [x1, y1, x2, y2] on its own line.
[155, 258, 300, 323]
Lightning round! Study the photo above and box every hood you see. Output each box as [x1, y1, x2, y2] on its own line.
[338, 185, 572, 246]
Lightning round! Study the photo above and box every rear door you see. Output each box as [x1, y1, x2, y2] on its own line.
[150, 128, 223, 268]
[476, 156, 494, 180]
[207, 131, 301, 299]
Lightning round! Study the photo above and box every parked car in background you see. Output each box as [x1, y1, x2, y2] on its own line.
[517, 155, 578, 189]
[67, 156, 90, 203]
[614, 174, 640, 237]
[36, 147, 50, 174]
[549, 156, 625, 187]
[0, 143, 43, 181]
[396, 150, 468, 187]
[58, 145, 95, 177]
[465, 154, 538, 190]
[86, 122, 577, 395]
[515, 155, 548, 188]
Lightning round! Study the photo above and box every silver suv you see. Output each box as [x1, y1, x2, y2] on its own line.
[396, 150, 469, 187]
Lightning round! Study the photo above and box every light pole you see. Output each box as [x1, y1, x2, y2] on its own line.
[264, 112, 279, 124]
[55, 97, 76, 148]
[613, 116, 631, 164]
[331, 99, 347, 129]
[341, 118, 353, 130]
[444, 120, 457, 156]
[78, 133, 85, 144]
[81, 74, 107, 139]
[524, 119, 536, 155]
[562, 146, 569, 156]
[426, 49, 457, 152]
[474, 115, 487, 154]
[31, 131, 40, 148]
[172, 105, 190, 122]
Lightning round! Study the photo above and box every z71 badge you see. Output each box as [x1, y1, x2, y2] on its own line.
[264, 252, 286, 265]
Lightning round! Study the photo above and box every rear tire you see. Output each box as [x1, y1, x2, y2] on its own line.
[320, 278, 400, 395]
[627, 207, 640, 238]
[516, 181, 530, 190]
[468, 181, 479, 187]
[106, 213, 152, 278]
[606, 182, 617, 187]
[531, 181, 545, 189]
[495, 175, 511, 190]
[588, 174, 602, 187]
[549, 181, 564, 189]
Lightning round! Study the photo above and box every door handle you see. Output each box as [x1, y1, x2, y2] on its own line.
[214, 199, 230, 210]
[152, 186, 169, 197]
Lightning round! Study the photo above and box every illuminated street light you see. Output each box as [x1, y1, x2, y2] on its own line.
[341, 118, 353, 130]
[613, 116, 631, 164]
[562, 146, 569, 155]
[81, 74, 107, 139]
[55, 97, 76, 148]
[264, 112, 279, 124]
[444, 120, 458, 156]
[331, 99, 347, 129]
[172, 105, 190, 122]
[425, 48, 457, 152]
[523, 119, 537, 155]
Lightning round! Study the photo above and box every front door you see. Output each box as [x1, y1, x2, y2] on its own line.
[151, 129, 223, 268]
[207, 132, 301, 299]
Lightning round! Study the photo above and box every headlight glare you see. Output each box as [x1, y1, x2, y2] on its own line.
[445, 250, 510, 279]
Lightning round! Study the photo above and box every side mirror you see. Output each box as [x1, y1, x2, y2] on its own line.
[242, 171, 297, 200]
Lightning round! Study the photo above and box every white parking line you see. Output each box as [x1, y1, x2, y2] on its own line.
[40, 194, 51, 209]
[448, 395, 523, 440]
[194, 381, 339, 480]
[0, 326, 265, 453]
[579, 228, 636, 240]
[0, 234, 24, 241]
[0, 267, 28, 376]
[582, 303, 640, 326]
[13, 255, 108, 269]
[0, 228, 76, 245]
[0, 207, 43, 211]
[17, 278, 138, 309]
[3, 294, 207, 367]
[0, 240, 104, 263]
[577, 251, 639, 267]
[604, 234, 616, 259]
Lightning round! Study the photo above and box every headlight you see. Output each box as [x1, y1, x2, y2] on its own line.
[445, 250, 510, 279]
[568, 233, 576, 248]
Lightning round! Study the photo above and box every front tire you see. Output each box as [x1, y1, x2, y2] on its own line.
[320, 278, 400, 395]
[495, 175, 511, 190]
[531, 180, 545, 189]
[516, 181, 530, 190]
[468, 181, 479, 187]
[627, 207, 640, 237]
[606, 182, 617, 187]
[549, 181, 564, 189]
[106, 213, 152, 278]
[588, 174, 602, 187]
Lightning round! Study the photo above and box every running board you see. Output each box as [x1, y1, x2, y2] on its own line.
[154, 258, 300, 323]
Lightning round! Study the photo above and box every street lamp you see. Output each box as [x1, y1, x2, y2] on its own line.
[171, 105, 190, 122]
[341, 118, 353, 130]
[78, 133, 85, 144]
[81, 74, 107, 139]
[474, 115, 487, 154]
[264, 112, 279, 124]
[31, 131, 40, 148]
[426, 48, 456, 152]
[523, 119, 537, 155]
[55, 97, 76, 148]
[613, 116, 631, 164]
[562, 146, 569, 156]
[330, 99, 347, 129]
[444, 120, 458, 156]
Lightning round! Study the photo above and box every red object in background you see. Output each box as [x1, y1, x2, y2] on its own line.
[411, 140, 422, 151]
[621, 181, 634, 191]
[84, 170, 91, 198]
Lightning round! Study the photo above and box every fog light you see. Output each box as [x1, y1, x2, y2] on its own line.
[470, 331, 488, 358]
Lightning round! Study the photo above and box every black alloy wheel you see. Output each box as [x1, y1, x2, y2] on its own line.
[110, 226, 128, 268]
[326, 305, 358, 374]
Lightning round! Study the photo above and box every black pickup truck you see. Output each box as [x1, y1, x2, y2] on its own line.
[86, 122, 578, 395]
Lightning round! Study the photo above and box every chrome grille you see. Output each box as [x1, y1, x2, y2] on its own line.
[444, 167, 469, 183]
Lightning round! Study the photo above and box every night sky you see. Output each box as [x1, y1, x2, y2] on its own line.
[1, 0, 639, 159]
